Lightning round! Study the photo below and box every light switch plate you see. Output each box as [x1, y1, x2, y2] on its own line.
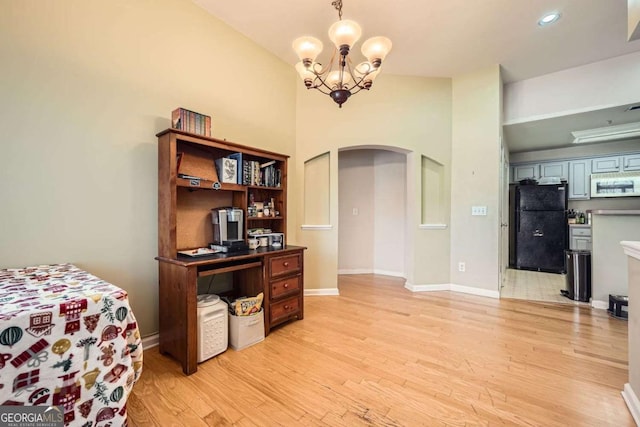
[471, 206, 488, 216]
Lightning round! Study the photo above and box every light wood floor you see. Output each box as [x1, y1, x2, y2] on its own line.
[128, 274, 632, 426]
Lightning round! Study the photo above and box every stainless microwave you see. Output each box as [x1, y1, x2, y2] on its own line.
[591, 171, 640, 198]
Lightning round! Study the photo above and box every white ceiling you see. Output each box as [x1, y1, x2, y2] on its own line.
[193, 0, 640, 153]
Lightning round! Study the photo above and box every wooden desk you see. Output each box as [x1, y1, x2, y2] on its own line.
[156, 245, 305, 375]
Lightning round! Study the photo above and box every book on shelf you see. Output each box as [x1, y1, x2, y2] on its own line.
[228, 153, 244, 184]
[260, 160, 276, 168]
[171, 107, 212, 137]
[214, 157, 238, 184]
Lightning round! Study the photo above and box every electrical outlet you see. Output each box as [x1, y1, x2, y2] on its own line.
[458, 262, 466, 272]
[352, 208, 359, 216]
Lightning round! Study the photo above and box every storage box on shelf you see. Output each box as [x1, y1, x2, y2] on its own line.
[156, 128, 304, 375]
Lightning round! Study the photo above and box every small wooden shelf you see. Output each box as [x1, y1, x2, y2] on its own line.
[246, 185, 284, 191]
[248, 216, 284, 221]
[176, 178, 245, 192]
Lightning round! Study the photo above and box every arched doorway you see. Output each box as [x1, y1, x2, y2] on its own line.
[337, 147, 408, 279]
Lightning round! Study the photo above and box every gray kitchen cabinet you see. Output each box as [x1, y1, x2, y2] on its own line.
[513, 164, 539, 182]
[569, 225, 592, 251]
[592, 156, 621, 173]
[539, 161, 569, 181]
[568, 160, 591, 200]
[623, 153, 640, 171]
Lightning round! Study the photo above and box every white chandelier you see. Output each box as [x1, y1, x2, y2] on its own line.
[292, 0, 392, 108]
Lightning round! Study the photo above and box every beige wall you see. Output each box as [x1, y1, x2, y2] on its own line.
[373, 151, 406, 275]
[450, 66, 502, 291]
[0, 0, 296, 337]
[338, 150, 375, 271]
[295, 74, 452, 291]
[591, 215, 640, 303]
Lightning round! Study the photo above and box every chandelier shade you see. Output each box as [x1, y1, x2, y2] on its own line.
[292, 0, 392, 108]
[328, 19, 362, 51]
[361, 37, 392, 66]
[292, 36, 324, 64]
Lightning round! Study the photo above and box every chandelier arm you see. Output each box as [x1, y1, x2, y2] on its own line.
[344, 57, 370, 89]
[348, 84, 368, 95]
[313, 48, 338, 76]
[310, 85, 332, 96]
[306, 48, 340, 93]
[312, 72, 338, 93]
[310, 51, 347, 93]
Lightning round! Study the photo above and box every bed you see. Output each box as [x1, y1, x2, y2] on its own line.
[0, 263, 143, 426]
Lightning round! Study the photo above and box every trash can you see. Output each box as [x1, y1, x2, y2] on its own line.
[562, 250, 591, 302]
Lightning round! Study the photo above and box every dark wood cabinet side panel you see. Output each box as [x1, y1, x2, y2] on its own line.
[158, 133, 177, 258]
[281, 158, 287, 236]
[298, 250, 304, 320]
[158, 262, 198, 374]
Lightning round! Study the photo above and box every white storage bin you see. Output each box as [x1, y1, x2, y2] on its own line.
[229, 309, 265, 350]
[197, 294, 228, 362]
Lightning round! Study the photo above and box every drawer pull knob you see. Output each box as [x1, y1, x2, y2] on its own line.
[283, 261, 289, 267]
[283, 283, 289, 288]
[284, 305, 289, 310]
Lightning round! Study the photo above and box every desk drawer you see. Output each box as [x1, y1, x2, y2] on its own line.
[270, 296, 300, 324]
[269, 253, 301, 278]
[271, 275, 301, 300]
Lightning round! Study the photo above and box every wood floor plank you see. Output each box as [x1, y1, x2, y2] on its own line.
[128, 274, 634, 426]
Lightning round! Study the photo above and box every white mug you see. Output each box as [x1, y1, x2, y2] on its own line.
[258, 237, 269, 247]
[248, 239, 260, 250]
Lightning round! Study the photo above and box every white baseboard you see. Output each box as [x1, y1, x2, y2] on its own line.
[404, 282, 499, 299]
[373, 269, 405, 278]
[592, 300, 608, 310]
[622, 383, 640, 426]
[338, 269, 405, 278]
[305, 288, 340, 296]
[450, 284, 500, 299]
[142, 333, 159, 350]
[405, 282, 450, 292]
[338, 269, 373, 275]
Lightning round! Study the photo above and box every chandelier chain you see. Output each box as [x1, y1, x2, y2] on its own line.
[331, 0, 343, 20]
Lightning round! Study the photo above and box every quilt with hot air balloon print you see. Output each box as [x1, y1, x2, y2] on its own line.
[0, 264, 143, 426]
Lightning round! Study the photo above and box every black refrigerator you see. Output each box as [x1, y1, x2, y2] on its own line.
[509, 183, 568, 273]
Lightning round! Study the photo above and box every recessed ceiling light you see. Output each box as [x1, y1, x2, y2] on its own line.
[538, 12, 561, 26]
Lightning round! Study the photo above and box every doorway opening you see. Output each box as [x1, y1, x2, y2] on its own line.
[337, 148, 407, 281]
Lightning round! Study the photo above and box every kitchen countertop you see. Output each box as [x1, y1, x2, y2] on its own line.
[592, 209, 640, 215]
[622, 241, 640, 260]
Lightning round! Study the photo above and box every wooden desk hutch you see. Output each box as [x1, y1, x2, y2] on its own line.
[155, 129, 305, 375]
